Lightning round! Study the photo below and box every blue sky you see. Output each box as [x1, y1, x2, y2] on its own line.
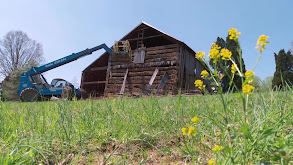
[0, 0, 292, 85]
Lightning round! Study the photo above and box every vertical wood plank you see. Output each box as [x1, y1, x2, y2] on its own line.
[120, 68, 129, 95]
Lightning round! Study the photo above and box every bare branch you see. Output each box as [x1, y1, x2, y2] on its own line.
[0, 31, 44, 76]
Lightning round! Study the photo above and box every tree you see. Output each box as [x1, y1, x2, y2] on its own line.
[272, 49, 293, 89]
[259, 76, 273, 92]
[0, 31, 44, 100]
[209, 35, 246, 92]
[226, 35, 246, 90]
[0, 31, 44, 77]
[251, 76, 261, 89]
[1, 68, 28, 101]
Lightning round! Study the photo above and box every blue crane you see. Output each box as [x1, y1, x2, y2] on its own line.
[17, 41, 131, 102]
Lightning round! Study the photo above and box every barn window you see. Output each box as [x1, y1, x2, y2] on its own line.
[133, 49, 145, 63]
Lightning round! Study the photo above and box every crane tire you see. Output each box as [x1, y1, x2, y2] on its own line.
[61, 86, 73, 100]
[20, 88, 40, 102]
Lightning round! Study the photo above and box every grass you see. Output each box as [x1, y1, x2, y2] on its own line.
[0, 90, 292, 164]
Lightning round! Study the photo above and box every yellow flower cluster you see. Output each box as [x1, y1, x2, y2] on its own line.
[194, 80, 204, 90]
[216, 131, 222, 136]
[182, 126, 195, 136]
[201, 70, 209, 79]
[195, 51, 205, 61]
[212, 145, 224, 152]
[245, 70, 254, 79]
[182, 116, 199, 136]
[209, 43, 221, 63]
[181, 128, 187, 135]
[242, 84, 255, 95]
[256, 35, 269, 52]
[231, 64, 237, 74]
[228, 28, 241, 41]
[220, 48, 232, 60]
[208, 158, 216, 165]
[188, 126, 195, 135]
[191, 116, 199, 125]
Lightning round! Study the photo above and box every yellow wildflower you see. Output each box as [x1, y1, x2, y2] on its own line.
[256, 35, 269, 52]
[211, 43, 221, 49]
[201, 70, 209, 79]
[212, 145, 224, 152]
[191, 116, 199, 124]
[231, 64, 237, 74]
[244, 70, 254, 79]
[188, 126, 195, 135]
[182, 127, 187, 135]
[242, 84, 255, 95]
[216, 132, 222, 136]
[209, 43, 221, 63]
[220, 48, 232, 60]
[194, 80, 204, 90]
[228, 28, 241, 41]
[195, 51, 205, 61]
[208, 158, 216, 165]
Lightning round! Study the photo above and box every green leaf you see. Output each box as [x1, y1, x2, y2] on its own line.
[241, 124, 250, 136]
[272, 154, 281, 161]
[210, 82, 217, 86]
[224, 146, 232, 153]
[279, 150, 286, 156]
[234, 93, 242, 98]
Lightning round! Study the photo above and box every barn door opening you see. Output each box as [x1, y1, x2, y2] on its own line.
[81, 66, 108, 97]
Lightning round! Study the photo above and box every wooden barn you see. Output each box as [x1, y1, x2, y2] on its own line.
[80, 22, 208, 97]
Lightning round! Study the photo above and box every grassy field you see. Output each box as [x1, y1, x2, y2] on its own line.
[0, 90, 292, 164]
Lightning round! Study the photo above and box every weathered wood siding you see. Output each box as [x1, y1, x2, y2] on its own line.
[104, 44, 179, 95]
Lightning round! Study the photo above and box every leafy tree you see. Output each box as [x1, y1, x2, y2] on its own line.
[272, 49, 293, 89]
[1, 68, 28, 101]
[259, 76, 273, 92]
[0, 31, 44, 100]
[251, 76, 261, 89]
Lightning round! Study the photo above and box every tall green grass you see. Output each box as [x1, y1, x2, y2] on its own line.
[0, 90, 292, 164]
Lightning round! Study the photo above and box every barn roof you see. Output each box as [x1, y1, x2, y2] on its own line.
[83, 22, 195, 72]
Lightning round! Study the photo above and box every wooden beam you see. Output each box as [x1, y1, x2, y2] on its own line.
[111, 61, 177, 69]
[144, 68, 159, 95]
[120, 68, 129, 95]
[90, 66, 108, 71]
[82, 81, 106, 85]
[127, 34, 164, 41]
[155, 72, 169, 95]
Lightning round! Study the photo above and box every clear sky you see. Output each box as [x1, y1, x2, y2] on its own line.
[0, 0, 292, 85]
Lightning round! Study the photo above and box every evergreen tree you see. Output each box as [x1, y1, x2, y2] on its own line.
[209, 36, 246, 91]
[226, 36, 246, 90]
[209, 37, 226, 69]
[272, 49, 293, 88]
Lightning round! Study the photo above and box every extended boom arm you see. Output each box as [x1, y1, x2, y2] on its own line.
[27, 43, 113, 76]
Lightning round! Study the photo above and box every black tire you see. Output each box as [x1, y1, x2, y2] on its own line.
[20, 88, 40, 102]
[61, 86, 73, 100]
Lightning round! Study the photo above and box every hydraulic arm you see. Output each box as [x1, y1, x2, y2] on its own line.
[27, 44, 113, 76]
[17, 41, 131, 102]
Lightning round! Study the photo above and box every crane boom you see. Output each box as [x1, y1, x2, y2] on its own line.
[17, 41, 132, 102]
[27, 43, 113, 76]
